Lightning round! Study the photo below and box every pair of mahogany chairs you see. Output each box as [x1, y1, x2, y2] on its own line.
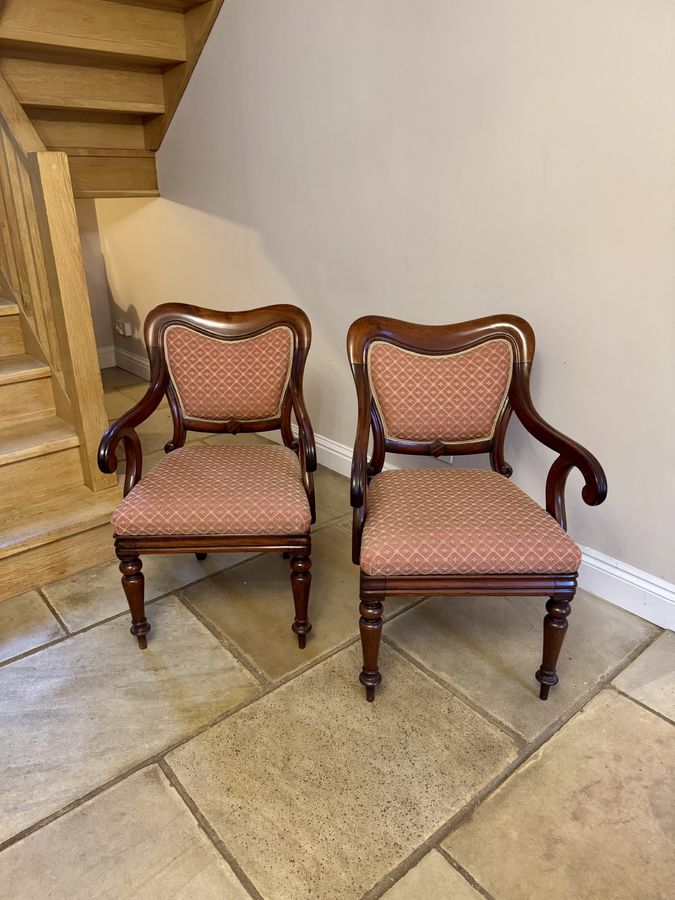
[99, 303, 606, 702]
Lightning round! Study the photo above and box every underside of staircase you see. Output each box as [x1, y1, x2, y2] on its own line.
[0, 0, 224, 599]
[0, 0, 224, 197]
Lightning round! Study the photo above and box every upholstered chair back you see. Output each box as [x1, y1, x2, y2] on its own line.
[163, 323, 294, 424]
[367, 338, 513, 444]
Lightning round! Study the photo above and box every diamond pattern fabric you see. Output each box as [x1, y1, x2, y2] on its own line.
[164, 325, 293, 422]
[368, 339, 513, 443]
[111, 444, 311, 537]
[360, 468, 580, 576]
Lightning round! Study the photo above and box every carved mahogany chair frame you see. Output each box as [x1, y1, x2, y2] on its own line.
[99, 303, 317, 650]
[348, 314, 607, 701]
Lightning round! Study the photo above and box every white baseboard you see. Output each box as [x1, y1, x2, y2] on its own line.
[97, 345, 117, 369]
[113, 346, 150, 380]
[310, 431, 673, 630]
[578, 546, 674, 631]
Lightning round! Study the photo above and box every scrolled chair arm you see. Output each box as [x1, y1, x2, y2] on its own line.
[510, 366, 607, 530]
[291, 384, 317, 473]
[350, 369, 372, 510]
[349, 366, 373, 565]
[97, 384, 165, 496]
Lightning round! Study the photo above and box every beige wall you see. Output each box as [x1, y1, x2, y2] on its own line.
[94, 0, 675, 582]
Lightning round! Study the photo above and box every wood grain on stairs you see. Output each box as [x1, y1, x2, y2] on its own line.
[0, 0, 224, 196]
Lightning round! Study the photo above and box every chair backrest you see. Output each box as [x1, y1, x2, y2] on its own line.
[144, 303, 311, 447]
[347, 314, 535, 474]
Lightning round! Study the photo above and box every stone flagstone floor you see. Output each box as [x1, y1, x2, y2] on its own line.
[0, 369, 672, 899]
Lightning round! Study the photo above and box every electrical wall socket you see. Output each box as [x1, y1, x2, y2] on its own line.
[115, 320, 133, 337]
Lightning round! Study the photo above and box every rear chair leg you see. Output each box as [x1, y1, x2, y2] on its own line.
[195, 553, 207, 561]
[119, 556, 150, 650]
[536, 593, 573, 699]
[290, 554, 312, 649]
[359, 591, 384, 702]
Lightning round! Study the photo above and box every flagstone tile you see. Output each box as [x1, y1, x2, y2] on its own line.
[0, 591, 64, 664]
[167, 643, 517, 900]
[102, 367, 144, 391]
[382, 851, 482, 900]
[443, 691, 675, 900]
[613, 630, 675, 722]
[42, 552, 253, 632]
[0, 597, 260, 844]
[386, 589, 655, 740]
[183, 526, 417, 681]
[0, 766, 250, 899]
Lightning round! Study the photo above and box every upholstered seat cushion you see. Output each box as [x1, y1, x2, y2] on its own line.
[112, 444, 311, 537]
[360, 468, 581, 576]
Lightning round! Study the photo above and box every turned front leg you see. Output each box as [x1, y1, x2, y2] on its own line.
[119, 556, 150, 650]
[536, 594, 573, 700]
[359, 592, 384, 702]
[290, 554, 312, 649]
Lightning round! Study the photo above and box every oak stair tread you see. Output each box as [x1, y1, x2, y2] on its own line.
[0, 482, 121, 560]
[0, 354, 51, 385]
[0, 415, 80, 466]
[0, 299, 20, 317]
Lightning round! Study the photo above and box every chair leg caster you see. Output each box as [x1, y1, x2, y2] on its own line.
[535, 669, 558, 701]
[359, 670, 382, 703]
[195, 552, 207, 561]
[131, 622, 150, 650]
[292, 621, 312, 649]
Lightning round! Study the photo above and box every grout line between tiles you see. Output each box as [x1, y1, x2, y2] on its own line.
[435, 846, 496, 900]
[158, 758, 263, 900]
[176, 591, 270, 688]
[609, 684, 675, 727]
[382, 634, 527, 748]
[35, 587, 72, 636]
[0, 633, 71, 670]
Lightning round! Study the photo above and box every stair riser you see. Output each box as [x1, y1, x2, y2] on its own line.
[0, 377, 55, 425]
[1, 57, 166, 116]
[0, 315, 25, 358]
[0, 523, 115, 603]
[0, 447, 84, 509]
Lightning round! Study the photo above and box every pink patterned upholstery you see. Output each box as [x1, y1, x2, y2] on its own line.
[368, 339, 513, 442]
[360, 468, 580, 576]
[164, 325, 293, 422]
[112, 444, 311, 536]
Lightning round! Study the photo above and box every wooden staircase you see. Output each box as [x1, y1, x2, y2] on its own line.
[0, 0, 224, 197]
[0, 292, 120, 600]
[0, 1, 225, 599]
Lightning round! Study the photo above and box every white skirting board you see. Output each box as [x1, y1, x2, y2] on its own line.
[310, 431, 674, 630]
[111, 346, 151, 380]
[97, 345, 117, 369]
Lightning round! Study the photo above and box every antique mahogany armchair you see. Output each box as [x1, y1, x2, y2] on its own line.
[348, 314, 607, 702]
[99, 303, 316, 650]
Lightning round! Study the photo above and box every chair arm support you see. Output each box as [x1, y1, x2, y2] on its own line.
[511, 368, 607, 530]
[291, 386, 317, 473]
[97, 385, 164, 496]
[350, 372, 371, 510]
